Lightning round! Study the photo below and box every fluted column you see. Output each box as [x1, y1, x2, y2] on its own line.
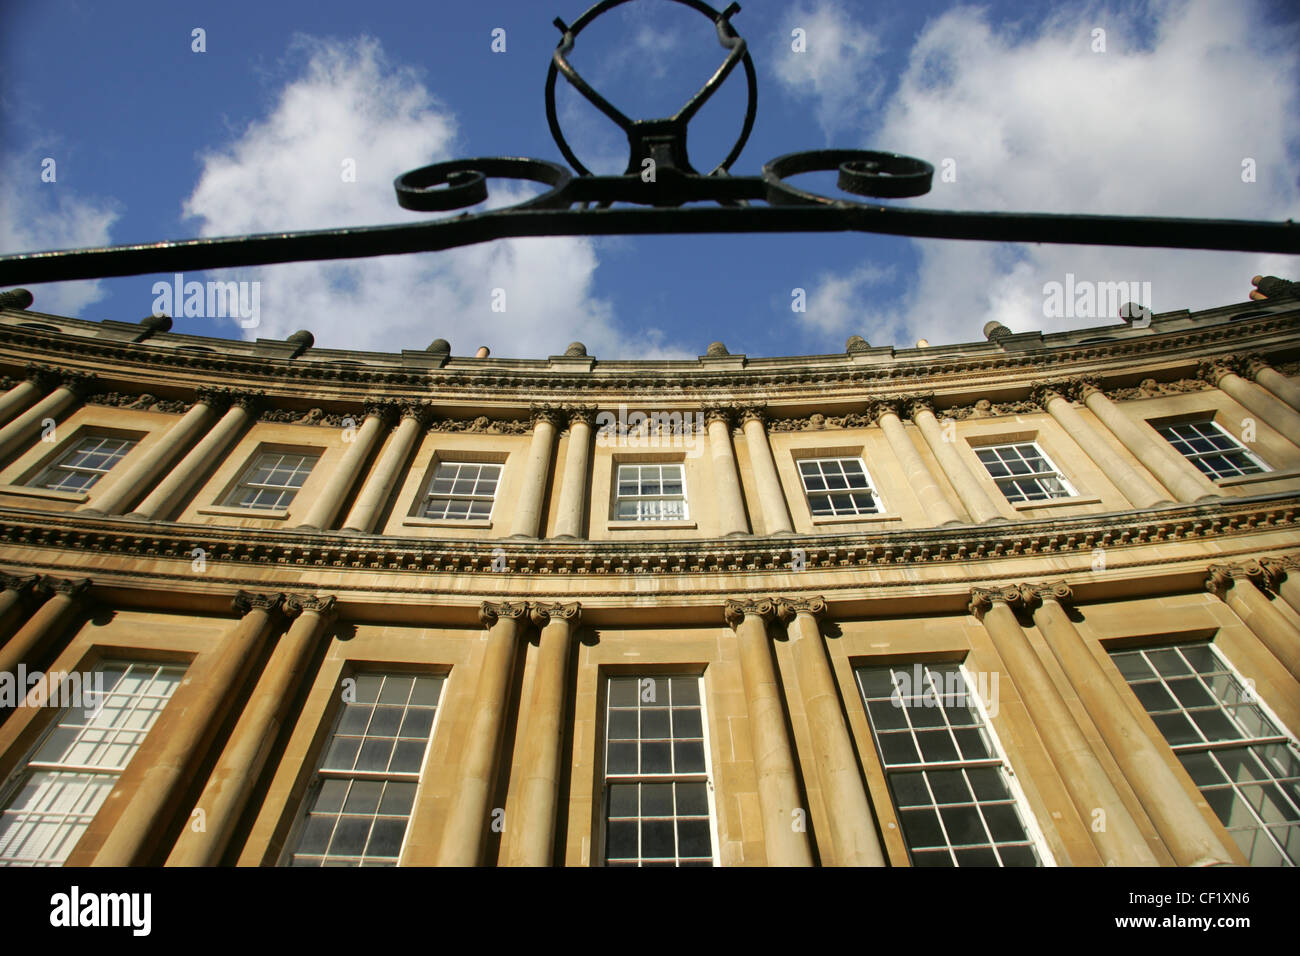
[553, 407, 595, 539]
[341, 403, 428, 533]
[503, 601, 581, 866]
[129, 392, 261, 521]
[870, 399, 961, 526]
[1077, 381, 1218, 503]
[296, 403, 392, 530]
[908, 397, 1003, 523]
[706, 407, 749, 536]
[167, 595, 337, 866]
[93, 591, 284, 866]
[0, 366, 50, 426]
[1207, 564, 1300, 682]
[1201, 358, 1300, 443]
[1024, 582, 1236, 866]
[0, 572, 42, 644]
[725, 599, 813, 865]
[1031, 382, 1170, 509]
[1243, 354, 1300, 412]
[774, 597, 885, 866]
[510, 405, 560, 538]
[969, 586, 1158, 866]
[80, 391, 224, 516]
[739, 408, 793, 535]
[1258, 556, 1300, 617]
[438, 601, 528, 866]
[0, 370, 95, 462]
[0, 577, 90, 685]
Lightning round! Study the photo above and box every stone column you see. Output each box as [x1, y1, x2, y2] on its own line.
[968, 586, 1158, 866]
[0, 577, 90, 681]
[908, 397, 1003, 523]
[0, 366, 50, 426]
[0, 370, 95, 462]
[1024, 582, 1236, 866]
[870, 399, 961, 526]
[503, 601, 581, 866]
[80, 391, 223, 516]
[93, 591, 284, 867]
[1077, 381, 1218, 503]
[167, 595, 336, 866]
[706, 406, 750, 536]
[1207, 564, 1300, 682]
[1258, 556, 1300, 617]
[739, 408, 793, 535]
[295, 403, 392, 530]
[341, 403, 428, 534]
[509, 405, 560, 538]
[0, 572, 42, 644]
[774, 597, 885, 866]
[129, 392, 261, 521]
[1243, 354, 1300, 412]
[1031, 382, 1170, 509]
[724, 599, 813, 866]
[437, 601, 528, 866]
[1201, 358, 1300, 442]
[553, 407, 595, 539]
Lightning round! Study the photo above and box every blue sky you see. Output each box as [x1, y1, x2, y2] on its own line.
[1, 0, 1297, 359]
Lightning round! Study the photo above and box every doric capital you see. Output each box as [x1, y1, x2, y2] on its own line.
[774, 596, 827, 624]
[1018, 581, 1074, 609]
[563, 404, 598, 428]
[285, 594, 339, 622]
[529, 601, 582, 629]
[0, 572, 41, 596]
[529, 403, 563, 428]
[968, 585, 1025, 621]
[738, 405, 766, 426]
[479, 600, 528, 628]
[703, 404, 734, 428]
[1198, 358, 1241, 387]
[232, 590, 284, 615]
[724, 598, 776, 629]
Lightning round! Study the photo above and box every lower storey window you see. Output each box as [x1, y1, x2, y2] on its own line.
[856, 662, 1044, 866]
[1111, 641, 1299, 866]
[603, 675, 714, 865]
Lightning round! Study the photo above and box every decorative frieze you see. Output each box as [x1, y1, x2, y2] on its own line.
[427, 413, 529, 434]
[85, 392, 191, 414]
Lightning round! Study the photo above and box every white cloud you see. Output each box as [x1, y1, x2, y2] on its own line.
[0, 148, 120, 315]
[797, 264, 896, 336]
[182, 35, 689, 359]
[795, 0, 1300, 347]
[771, 0, 885, 140]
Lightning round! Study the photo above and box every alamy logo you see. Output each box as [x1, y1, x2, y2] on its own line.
[595, 404, 706, 458]
[49, 886, 151, 936]
[151, 273, 260, 328]
[1042, 273, 1151, 325]
[889, 665, 998, 718]
[0, 666, 103, 715]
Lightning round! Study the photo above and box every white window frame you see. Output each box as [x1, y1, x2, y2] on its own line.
[30, 434, 137, 494]
[613, 462, 689, 522]
[1153, 419, 1269, 481]
[418, 461, 502, 521]
[974, 441, 1076, 504]
[223, 450, 319, 512]
[795, 456, 883, 517]
[598, 674, 719, 867]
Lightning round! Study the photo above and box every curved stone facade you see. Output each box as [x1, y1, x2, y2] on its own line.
[0, 292, 1297, 867]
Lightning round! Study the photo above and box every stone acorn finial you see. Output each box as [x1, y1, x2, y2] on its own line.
[983, 320, 1012, 343]
[845, 335, 869, 352]
[705, 341, 729, 357]
[564, 341, 588, 357]
[427, 338, 451, 355]
[0, 289, 34, 310]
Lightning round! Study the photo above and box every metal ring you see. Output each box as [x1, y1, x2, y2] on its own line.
[763, 149, 934, 205]
[394, 157, 574, 212]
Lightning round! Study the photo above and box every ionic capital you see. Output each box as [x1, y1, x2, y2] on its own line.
[968, 585, 1025, 621]
[774, 596, 827, 624]
[232, 590, 283, 615]
[529, 601, 582, 629]
[0, 572, 41, 596]
[1205, 564, 1239, 599]
[285, 594, 339, 622]
[42, 576, 92, 599]
[724, 598, 776, 629]
[479, 600, 528, 628]
[1018, 581, 1074, 609]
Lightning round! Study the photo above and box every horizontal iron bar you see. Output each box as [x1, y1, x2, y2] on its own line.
[2, 204, 1295, 284]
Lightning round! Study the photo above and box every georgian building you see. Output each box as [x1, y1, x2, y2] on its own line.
[0, 285, 1296, 868]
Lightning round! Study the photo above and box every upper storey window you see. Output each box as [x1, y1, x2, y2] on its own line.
[225, 452, 318, 511]
[1154, 421, 1267, 480]
[33, 435, 136, 493]
[797, 457, 881, 516]
[615, 463, 687, 521]
[420, 462, 501, 521]
[975, 443, 1075, 503]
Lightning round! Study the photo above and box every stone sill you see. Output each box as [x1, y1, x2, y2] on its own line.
[607, 519, 697, 530]
[196, 505, 290, 521]
[0, 483, 88, 503]
[1013, 496, 1103, 512]
[809, 513, 903, 526]
[1218, 469, 1300, 487]
[401, 518, 493, 530]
